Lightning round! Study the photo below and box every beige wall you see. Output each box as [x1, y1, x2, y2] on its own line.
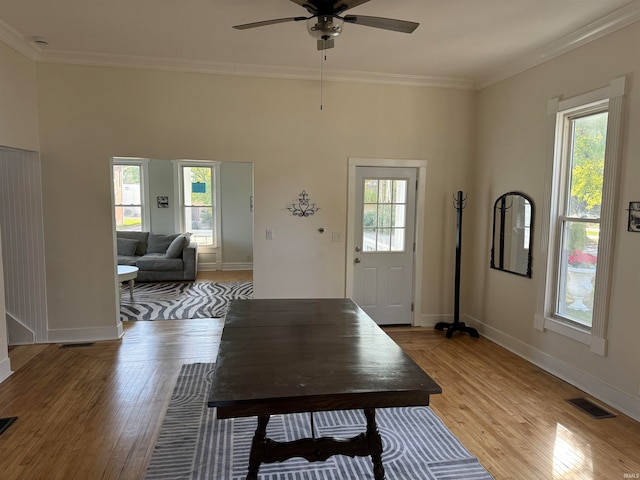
[471, 21, 640, 418]
[0, 43, 39, 151]
[35, 63, 474, 333]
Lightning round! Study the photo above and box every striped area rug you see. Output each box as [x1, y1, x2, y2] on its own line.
[145, 363, 494, 480]
[120, 281, 252, 321]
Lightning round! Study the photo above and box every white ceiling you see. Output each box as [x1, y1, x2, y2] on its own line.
[1, 0, 639, 89]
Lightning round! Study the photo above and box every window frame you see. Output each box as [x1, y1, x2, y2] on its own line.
[112, 157, 150, 232]
[554, 104, 607, 328]
[173, 160, 221, 253]
[535, 76, 626, 356]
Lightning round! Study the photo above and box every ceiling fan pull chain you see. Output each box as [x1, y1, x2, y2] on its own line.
[320, 48, 324, 111]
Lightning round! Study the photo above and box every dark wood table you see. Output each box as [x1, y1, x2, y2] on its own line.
[208, 298, 442, 480]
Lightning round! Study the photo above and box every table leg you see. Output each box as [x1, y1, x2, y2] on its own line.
[247, 415, 270, 480]
[128, 279, 135, 301]
[364, 408, 385, 480]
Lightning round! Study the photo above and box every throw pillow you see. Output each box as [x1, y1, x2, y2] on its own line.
[147, 233, 180, 254]
[116, 231, 149, 255]
[165, 234, 189, 258]
[117, 237, 138, 256]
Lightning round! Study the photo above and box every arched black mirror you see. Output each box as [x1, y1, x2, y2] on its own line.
[491, 192, 534, 278]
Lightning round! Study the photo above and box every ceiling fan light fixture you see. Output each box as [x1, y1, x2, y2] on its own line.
[307, 15, 344, 40]
[233, 1, 419, 52]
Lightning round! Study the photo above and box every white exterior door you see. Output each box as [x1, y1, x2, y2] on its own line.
[352, 167, 417, 325]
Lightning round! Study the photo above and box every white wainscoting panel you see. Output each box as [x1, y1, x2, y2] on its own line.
[0, 146, 48, 344]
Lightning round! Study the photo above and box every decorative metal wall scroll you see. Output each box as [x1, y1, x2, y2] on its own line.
[287, 191, 319, 217]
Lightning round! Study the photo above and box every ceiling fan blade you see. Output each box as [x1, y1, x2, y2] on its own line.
[233, 17, 307, 30]
[343, 15, 419, 33]
[289, 0, 318, 14]
[332, 0, 371, 14]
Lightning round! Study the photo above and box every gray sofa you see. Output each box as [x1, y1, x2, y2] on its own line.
[116, 231, 198, 282]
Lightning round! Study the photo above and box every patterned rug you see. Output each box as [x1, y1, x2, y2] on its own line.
[145, 363, 494, 480]
[120, 282, 253, 321]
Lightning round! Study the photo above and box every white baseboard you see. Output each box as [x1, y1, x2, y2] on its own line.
[415, 314, 451, 327]
[197, 262, 217, 272]
[198, 262, 253, 272]
[464, 314, 640, 422]
[0, 357, 13, 383]
[116, 321, 124, 339]
[47, 325, 124, 344]
[222, 262, 253, 271]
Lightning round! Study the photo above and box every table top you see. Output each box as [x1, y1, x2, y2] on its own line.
[117, 265, 139, 277]
[208, 298, 442, 419]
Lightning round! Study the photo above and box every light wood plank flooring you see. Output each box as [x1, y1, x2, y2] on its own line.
[195, 270, 252, 283]
[1, 320, 639, 479]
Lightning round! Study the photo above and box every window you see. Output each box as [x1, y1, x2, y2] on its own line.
[362, 178, 407, 252]
[536, 77, 626, 355]
[555, 108, 607, 327]
[175, 161, 220, 248]
[113, 158, 149, 231]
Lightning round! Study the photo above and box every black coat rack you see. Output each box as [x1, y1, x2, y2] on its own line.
[435, 191, 480, 339]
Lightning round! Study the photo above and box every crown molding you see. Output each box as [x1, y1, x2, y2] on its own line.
[0, 17, 471, 89]
[0, 18, 41, 60]
[475, 0, 640, 90]
[37, 49, 474, 89]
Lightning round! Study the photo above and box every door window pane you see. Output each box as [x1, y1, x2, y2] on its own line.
[393, 180, 407, 204]
[363, 205, 377, 227]
[393, 205, 406, 228]
[364, 180, 378, 203]
[378, 204, 392, 228]
[379, 180, 393, 203]
[377, 228, 391, 251]
[363, 228, 376, 252]
[361, 178, 408, 252]
[391, 228, 405, 251]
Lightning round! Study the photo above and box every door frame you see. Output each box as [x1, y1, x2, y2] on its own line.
[346, 158, 428, 326]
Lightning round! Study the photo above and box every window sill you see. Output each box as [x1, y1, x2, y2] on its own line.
[543, 316, 591, 346]
[194, 244, 217, 253]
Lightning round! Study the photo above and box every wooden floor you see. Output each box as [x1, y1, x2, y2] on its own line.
[2, 319, 639, 479]
[195, 270, 252, 283]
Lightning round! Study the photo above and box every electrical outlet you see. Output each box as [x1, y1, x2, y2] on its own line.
[332, 232, 342, 242]
[266, 229, 274, 241]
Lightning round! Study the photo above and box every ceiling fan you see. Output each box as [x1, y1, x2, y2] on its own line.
[233, 0, 419, 50]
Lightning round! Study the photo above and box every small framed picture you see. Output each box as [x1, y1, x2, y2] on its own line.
[628, 201, 640, 232]
[157, 196, 169, 208]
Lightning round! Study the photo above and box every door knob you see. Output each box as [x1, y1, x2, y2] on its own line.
[354, 258, 361, 263]
[355, 246, 361, 252]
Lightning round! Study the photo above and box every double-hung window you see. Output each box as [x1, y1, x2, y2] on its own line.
[555, 107, 607, 327]
[113, 158, 149, 231]
[174, 161, 220, 248]
[536, 77, 626, 355]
